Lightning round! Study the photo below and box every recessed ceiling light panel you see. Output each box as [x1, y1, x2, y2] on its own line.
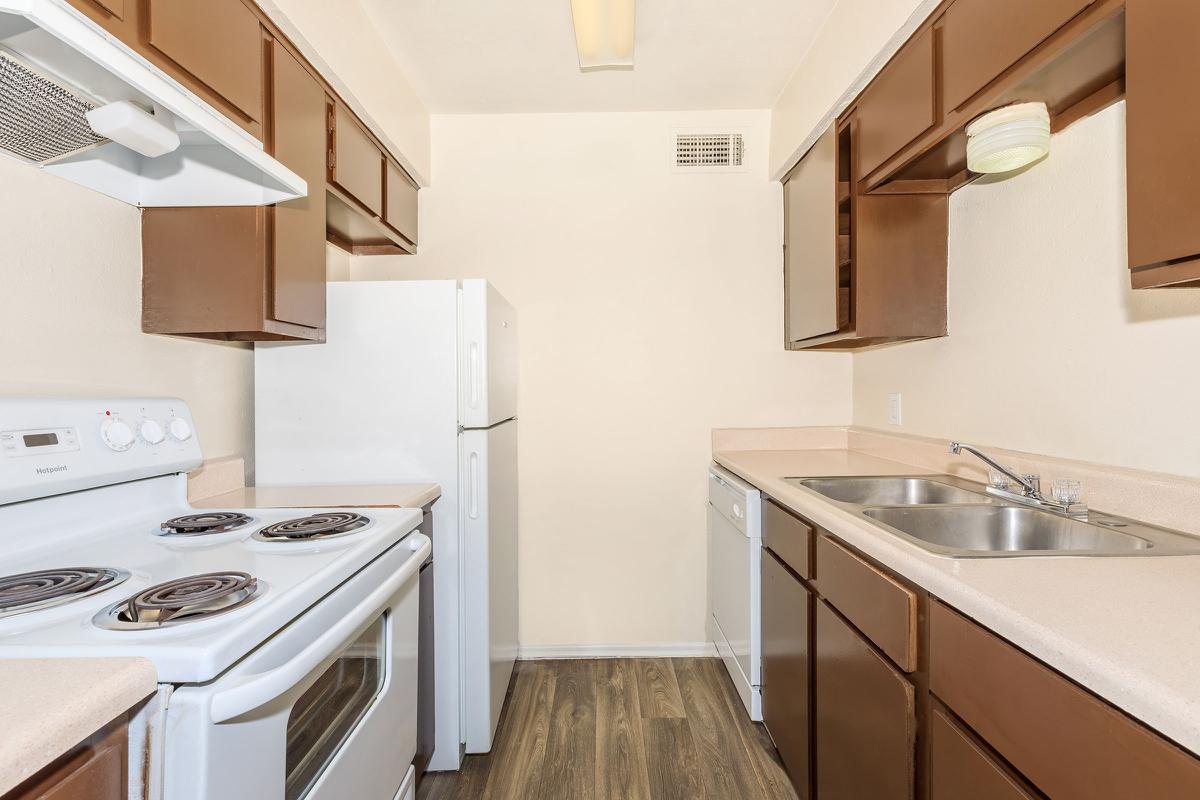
[570, 0, 636, 70]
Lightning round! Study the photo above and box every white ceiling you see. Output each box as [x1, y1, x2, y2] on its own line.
[359, 0, 839, 113]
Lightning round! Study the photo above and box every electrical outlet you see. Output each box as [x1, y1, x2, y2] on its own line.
[887, 393, 902, 426]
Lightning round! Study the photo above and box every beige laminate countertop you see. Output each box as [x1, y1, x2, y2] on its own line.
[0, 658, 156, 795]
[714, 447, 1200, 757]
[192, 483, 441, 510]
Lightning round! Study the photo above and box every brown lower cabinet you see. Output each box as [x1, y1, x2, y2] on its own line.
[815, 600, 915, 800]
[5, 717, 128, 800]
[761, 548, 812, 799]
[761, 498, 1200, 800]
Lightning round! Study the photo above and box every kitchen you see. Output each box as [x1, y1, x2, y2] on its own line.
[1, 0, 1198, 798]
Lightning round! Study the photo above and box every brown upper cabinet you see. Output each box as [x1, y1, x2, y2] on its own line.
[857, 27, 937, 180]
[143, 0, 265, 134]
[141, 35, 328, 341]
[1126, 0, 1200, 288]
[329, 103, 384, 216]
[269, 39, 328, 331]
[940, 0, 1094, 113]
[114, 0, 421, 340]
[326, 103, 419, 255]
[385, 158, 420, 246]
[785, 118, 947, 351]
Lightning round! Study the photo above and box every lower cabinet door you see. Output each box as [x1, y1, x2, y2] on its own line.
[815, 600, 915, 800]
[761, 549, 811, 799]
[930, 707, 1037, 800]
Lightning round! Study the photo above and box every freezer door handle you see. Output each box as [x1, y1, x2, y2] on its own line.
[468, 450, 480, 519]
[208, 535, 431, 723]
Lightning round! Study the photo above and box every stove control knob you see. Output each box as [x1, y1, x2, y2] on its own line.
[101, 419, 135, 452]
[140, 420, 166, 445]
[167, 417, 193, 442]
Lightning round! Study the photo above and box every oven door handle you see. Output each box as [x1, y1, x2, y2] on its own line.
[209, 534, 432, 724]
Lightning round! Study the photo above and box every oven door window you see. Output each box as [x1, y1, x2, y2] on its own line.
[286, 613, 387, 800]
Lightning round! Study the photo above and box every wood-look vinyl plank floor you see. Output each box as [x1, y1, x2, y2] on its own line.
[417, 657, 798, 800]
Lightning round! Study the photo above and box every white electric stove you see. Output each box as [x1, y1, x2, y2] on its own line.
[0, 397, 429, 800]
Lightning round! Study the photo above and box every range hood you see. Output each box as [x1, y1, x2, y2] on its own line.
[0, 0, 306, 206]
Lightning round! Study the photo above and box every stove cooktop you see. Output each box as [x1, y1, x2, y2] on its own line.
[0, 504, 421, 683]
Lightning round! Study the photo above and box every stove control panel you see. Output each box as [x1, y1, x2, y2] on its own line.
[0, 397, 203, 506]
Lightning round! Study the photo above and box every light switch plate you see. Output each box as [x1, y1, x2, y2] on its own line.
[887, 393, 902, 426]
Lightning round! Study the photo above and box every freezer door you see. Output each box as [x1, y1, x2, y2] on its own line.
[460, 421, 519, 753]
[460, 280, 518, 429]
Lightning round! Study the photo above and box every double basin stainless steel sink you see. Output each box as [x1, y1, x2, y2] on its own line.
[786, 476, 1200, 558]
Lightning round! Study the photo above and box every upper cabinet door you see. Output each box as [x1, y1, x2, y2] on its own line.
[784, 126, 839, 343]
[940, 0, 1093, 113]
[144, 0, 264, 127]
[270, 40, 327, 330]
[330, 104, 384, 217]
[856, 27, 936, 179]
[385, 160, 419, 246]
[1127, 0, 1200, 286]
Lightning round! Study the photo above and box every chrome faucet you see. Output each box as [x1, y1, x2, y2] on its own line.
[948, 442, 1040, 497]
[948, 441, 1088, 519]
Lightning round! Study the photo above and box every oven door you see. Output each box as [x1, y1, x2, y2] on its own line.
[162, 533, 430, 800]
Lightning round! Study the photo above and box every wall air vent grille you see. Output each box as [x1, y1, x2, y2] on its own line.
[0, 50, 105, 164]
[674, 133, 745, 169]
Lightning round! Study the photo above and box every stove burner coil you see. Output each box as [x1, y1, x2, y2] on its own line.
[0, 567, 130, 618]
[94, 571, 261, 629]
[159, 512, 253, 537]
[255, 512, 370, 542]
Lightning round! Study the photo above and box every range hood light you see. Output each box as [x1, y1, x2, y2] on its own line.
[966, 102, 1051, 174]
[86, 101, 180, 158]
[569, 0, 636, 70]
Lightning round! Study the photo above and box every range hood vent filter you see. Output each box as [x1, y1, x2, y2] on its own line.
[0, 50, 104, 163]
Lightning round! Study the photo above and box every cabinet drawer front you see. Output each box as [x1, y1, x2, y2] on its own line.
[146, 0, 264, 124]
[856, 27, 936, 178]
[762, 499, 812, 579]
[331, 104, 384, 216]
[761, 550, 812, 799]
[815, 601, 915, 800]
[930, 707, 1037, 800]
[385, 160, 419, 245]
[815, 535, 917, 671]
[940, 0, 1092, 112]
[930, 601, 1200, 800]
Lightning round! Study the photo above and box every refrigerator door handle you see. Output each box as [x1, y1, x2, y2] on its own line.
[468, 341, 480, 410]
[468, 450, 480, 519]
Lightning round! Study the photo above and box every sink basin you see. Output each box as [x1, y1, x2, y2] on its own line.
[792, 477, 986, 506]
[863, 506, 1153, 556]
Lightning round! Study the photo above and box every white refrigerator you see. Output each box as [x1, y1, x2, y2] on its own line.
[254, 279, 518, 770]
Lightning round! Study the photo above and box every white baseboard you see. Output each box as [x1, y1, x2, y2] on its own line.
[518, 641, 718, 660]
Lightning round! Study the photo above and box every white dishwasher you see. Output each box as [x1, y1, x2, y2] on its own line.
[707, 464, 763, 721]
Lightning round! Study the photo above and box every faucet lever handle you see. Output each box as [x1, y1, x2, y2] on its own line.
[1022, 474, 1041, 494]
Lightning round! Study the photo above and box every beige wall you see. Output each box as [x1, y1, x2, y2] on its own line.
[345, 111, 853, 650]
[0, 159, 254, 468]
[854, 102, 1200, 478]
[262, 0, 431, 184]
[769, 0, 935, 178]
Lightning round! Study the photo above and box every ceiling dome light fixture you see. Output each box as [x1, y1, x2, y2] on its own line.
[569, 0, 636, 71]
[966, 102, 1051, 174]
